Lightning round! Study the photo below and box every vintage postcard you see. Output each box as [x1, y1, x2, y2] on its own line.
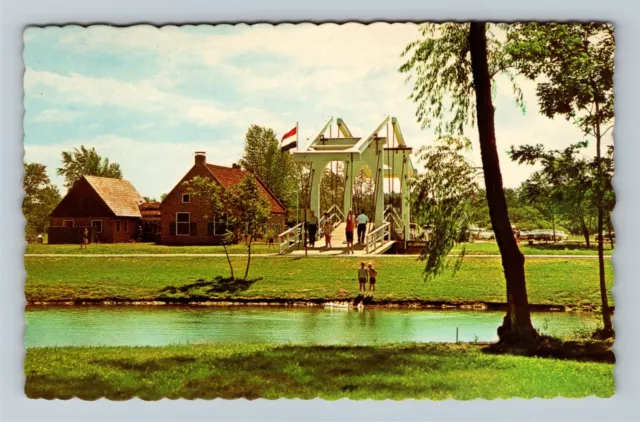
[23, 22, 614, 400]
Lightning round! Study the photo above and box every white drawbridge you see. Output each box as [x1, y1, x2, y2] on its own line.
[278, 116, 418, 255]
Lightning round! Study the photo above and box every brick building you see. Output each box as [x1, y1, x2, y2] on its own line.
[159, 151, 286, 245]
[139, 201, 161, 242]
[48, 175, 145, 244]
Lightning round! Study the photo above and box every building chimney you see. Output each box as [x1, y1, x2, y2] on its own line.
[232, 163, 241, 169]
[195, 151, 206, 165]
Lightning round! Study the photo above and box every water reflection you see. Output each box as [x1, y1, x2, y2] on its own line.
[24, 306, 599, 348]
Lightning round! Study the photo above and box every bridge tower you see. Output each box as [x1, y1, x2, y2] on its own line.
[292, 116, 416, 243]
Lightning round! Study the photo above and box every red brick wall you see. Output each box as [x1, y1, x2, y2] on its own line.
[160, 164, 217, 245]
[50, 216, 140, 243]
[159, 163, 286, 245]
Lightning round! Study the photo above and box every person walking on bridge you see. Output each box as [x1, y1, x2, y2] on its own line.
[307, 210, 319, 248]
[323, 212, 334, 249]
[345, 209, 355, 254]
[356, 209, 369, 244]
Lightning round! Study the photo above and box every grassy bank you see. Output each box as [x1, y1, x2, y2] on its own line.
[25, 256, 614, 307]
[24, 343, 614, 400]
[26, 242, 276, 255]
[454, 241, 614, 256]
[25, 241, 613, 255]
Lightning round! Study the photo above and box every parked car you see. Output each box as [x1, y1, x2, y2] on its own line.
[553, 230, 569, 241]
[468, 227, 483, 239]
[527, 229, 543, 240]
[478, 230, 495, 240]
[518, 230, 532, 240]
[594, 232, 615, 241]
[531, 229, 568, 241]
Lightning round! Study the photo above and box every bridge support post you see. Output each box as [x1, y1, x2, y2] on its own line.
[343, 158, 362, 217]
[401, 154, 411, 240]
[343, 161, 353, 217]
[309, 161, 325, 216]
[375, 155, 385, 228]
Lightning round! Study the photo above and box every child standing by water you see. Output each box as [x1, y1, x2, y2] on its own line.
[368, 263, 378, 292]
[357, 262, 368, 292]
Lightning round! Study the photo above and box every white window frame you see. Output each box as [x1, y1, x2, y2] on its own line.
[116, 220, 121, 232]
[91, 220, 103, 233]
[182, 193, 191, 203]
[63, 220, 74, 228]
[176, 212, 191, 236]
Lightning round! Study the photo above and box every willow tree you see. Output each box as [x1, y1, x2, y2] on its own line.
[401, 22, 538, 344]
[409, 136, 480, 281]
[505, 23, 615, 338]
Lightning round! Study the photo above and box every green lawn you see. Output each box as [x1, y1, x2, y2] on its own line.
[24, 343, 614, 400]
[26, 242, 277, 255]
[455, 241, 614, 256]
[25, 255, 614, 307]
[25, 240, 613, 255]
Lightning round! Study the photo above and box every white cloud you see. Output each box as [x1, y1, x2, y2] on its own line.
[24, 134, 245, 199]
[24, 69, 286, 130]
[24, 23, 615, 195]
[204, 23, 419, 69]
[31, 109, 84, 123]
[45, 23, 417, 70]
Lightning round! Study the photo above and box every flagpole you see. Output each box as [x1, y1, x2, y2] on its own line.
[296, 122, 299, 210]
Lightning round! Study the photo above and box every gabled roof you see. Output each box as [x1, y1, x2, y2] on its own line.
[83, 175, 145, 217]
[139, 201, 161, 219]
[205, 164, 286, 214]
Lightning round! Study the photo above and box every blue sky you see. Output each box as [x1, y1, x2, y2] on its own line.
[23, 23, 613, 199]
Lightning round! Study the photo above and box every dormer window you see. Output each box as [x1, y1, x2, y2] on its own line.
[182, 194, 190, 203]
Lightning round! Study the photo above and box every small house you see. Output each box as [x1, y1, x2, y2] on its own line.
[48, 175, 145, 244]
[159, 151, 286, 245]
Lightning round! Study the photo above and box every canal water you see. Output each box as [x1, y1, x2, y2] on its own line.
[24, 306, 600, 348]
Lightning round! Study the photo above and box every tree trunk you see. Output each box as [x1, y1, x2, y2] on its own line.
[222, 243, 234, 280]
[607, 216, 615, 250]
[596, 206, 613, 335]
[580, 215, 591, 248]
[244, 237, 252, 280]
[594, 112, 613, 337]
[469, 22, 537, 345]
[551, 210, 556, 243]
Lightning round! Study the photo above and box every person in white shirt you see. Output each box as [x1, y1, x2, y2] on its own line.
[356, 210, 369, 244]
[357, 262, 368, 292]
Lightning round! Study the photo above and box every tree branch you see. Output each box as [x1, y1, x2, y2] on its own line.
[601, 124, 614, 138]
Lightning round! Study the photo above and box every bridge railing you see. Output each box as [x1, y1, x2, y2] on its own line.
[365, 222, 391, 254]
[384, 205, 404, 238]
[277, 222, 304, 254]
[318, 204, 344, 237]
